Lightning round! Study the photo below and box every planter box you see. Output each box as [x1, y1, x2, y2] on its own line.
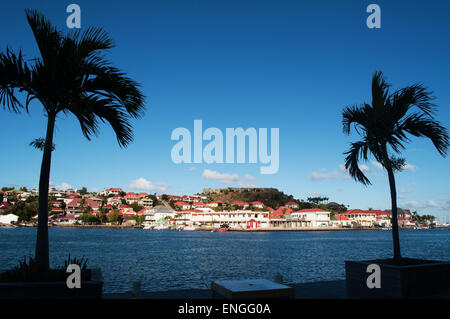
[0, 269, 103, 299]
[345, 260, 450, 298]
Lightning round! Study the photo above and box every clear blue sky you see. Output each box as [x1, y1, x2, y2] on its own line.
[1, 0, 449, 220]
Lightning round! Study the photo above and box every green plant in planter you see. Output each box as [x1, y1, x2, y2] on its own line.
[0, 255, 90, 282]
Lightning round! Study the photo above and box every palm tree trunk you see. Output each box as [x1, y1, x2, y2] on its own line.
[386, 166, 402, 261]
[35, 112, 56, 274]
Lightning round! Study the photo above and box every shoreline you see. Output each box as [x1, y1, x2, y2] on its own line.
[4, 224, 446, 231]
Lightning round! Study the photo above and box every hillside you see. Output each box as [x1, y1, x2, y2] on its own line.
[201, 187, 296, 209]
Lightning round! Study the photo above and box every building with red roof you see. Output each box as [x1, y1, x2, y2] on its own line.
[291, 208, 330, 227]
[192, 202, 207, 208]
[285, 201, 299, 209]
[232, 201, 249, 209]
[209, 201, 224, 208]
[174, 201, 190, 210]
[251, 201, 264, 209]
[100, 188, 123, 196]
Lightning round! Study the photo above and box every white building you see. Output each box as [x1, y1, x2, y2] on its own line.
[0, 214, 18, 225]
[100, 188, 123, 196]
[190, 210, 270, 229]
[139, 197, 154, 208]
[291, 209, 330, 227]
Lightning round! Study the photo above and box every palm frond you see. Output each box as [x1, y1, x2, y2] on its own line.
[0, 49, 34, 113]
[397, 113, 449, 156]
[81, 65, 145, 119]
[344, 141, 371, 185]
[342, 104, 369, 135]
[371, 71, 391, 109]
[390, 83, 436, 119]
[25, 9, 62, 66]
[3, 9, 145, 150]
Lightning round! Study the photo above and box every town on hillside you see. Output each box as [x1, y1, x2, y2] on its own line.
[0, 186, 441, 230]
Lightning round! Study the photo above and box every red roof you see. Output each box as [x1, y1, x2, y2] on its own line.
[119, 208, 136, 216]
[274, 206, 292, 215]
[335, 215, 350, 221]
[188, 209, 207, 213]
[175, 201, 189, 207]
[192, 202, 207, 207]
[343, 209, 390, 216]
[269, 214, 284, 219]
[67, 198, 99, 208]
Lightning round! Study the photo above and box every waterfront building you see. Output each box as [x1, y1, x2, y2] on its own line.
[0, 213, 18, 225]
[331, 215, 351, 227]
[340, 209, 376, 227]
[188, 210, 270, 229]
[291, 208, 330, 227]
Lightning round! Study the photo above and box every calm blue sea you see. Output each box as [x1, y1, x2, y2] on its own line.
[0, 228, 448, 293]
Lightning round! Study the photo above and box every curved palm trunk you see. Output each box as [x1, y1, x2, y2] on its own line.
[35, 113, 56, 274]
[386, 166, 402, 261]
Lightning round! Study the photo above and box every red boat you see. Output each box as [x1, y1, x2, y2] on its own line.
[216, 228, 229, 232]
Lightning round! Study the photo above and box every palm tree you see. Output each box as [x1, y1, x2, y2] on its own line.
[342, 71, 448, 261]
[0, 10, 145, 274]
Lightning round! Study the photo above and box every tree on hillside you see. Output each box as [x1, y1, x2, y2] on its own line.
[342, 71, 448, 260]
[307, 197, 329, 207]
[0, 10, 145, 274]
[79, 187, 88, 195]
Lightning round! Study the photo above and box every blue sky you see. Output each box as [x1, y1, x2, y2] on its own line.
[1, 0, 449, 220]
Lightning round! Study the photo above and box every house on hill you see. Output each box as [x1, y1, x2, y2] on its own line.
[251, 201, 264, 209]
[174, 201, 190, 210]
[285, 201, 299, 209]
[232, 201, 249, 209]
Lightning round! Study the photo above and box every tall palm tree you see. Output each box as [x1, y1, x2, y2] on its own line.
[342, 71, 448, 261]
[0, 10, 145, 273]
